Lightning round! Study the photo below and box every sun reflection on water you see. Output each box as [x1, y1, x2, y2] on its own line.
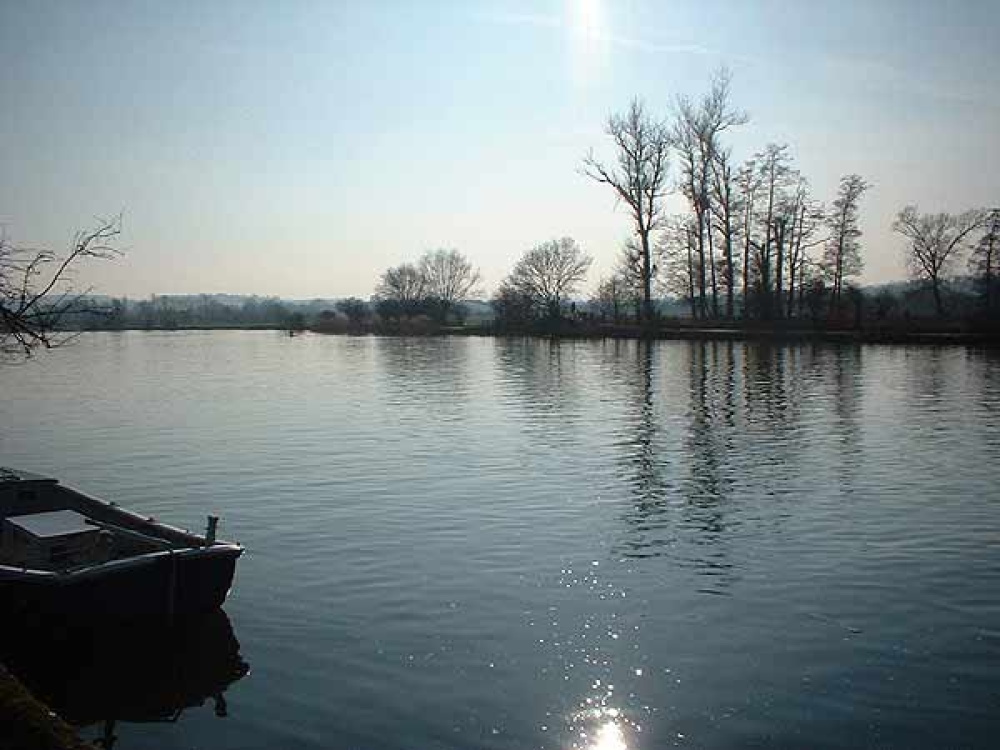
[571, 705, 639, 750]
[588, 719, 628, 750]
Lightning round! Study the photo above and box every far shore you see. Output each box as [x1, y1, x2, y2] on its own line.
[70, 322, 1000, 347]
[450, 323, 1000, 347]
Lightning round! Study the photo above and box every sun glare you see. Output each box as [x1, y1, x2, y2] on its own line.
[569, 0, 604, 39]
[566, 0, 608, 87]
[588, 720, 628, 750]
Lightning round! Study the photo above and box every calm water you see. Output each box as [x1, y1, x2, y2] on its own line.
[2, 332, 999, 750]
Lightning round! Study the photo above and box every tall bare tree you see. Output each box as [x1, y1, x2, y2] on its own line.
[502, 237, 592, 319]
[710, 147, 742, 318]
[1, 216, 122, 360]
[749, 144, 795, 318]
[784, 185, 826, 318]
[418, 248, 482, 321]
[583, 99, 671, 325]
[770, 187, 800, 318]
[736, 157, 762, 315]
[893, 206, 986, 316]
[824, 174, 870, 306]
[969, 208, 1000, 312]
[673, 68, 748, 319]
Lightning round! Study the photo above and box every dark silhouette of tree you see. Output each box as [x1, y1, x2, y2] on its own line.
[969, 209, 1000, 312]
[336, 297, 370, 326]
[591, 277, 620, 323]
[893, 206, 985, 316]
[785, 184, 826, 318]
[591, 253, 642, 323]
[673, 68, 747, 319]
[417, 249, 482, 322]
[710, 147, 742, 318]
[824, 174, 869, 307]
[1, 215, 122, 360]
[491, 283, 535, 329]
[750, 144, 795, 319]
[500, 237, 592, 320]
[658, 215, 699, 317]
[736, 156, 762, 314]
[374, 262, 427, 318]
[608, 239, 645, 322]
[583, 99, 670, 326]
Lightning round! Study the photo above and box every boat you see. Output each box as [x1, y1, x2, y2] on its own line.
[0, 466, 243, 623]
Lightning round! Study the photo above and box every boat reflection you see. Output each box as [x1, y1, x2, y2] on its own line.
[1, 609, 248, 748]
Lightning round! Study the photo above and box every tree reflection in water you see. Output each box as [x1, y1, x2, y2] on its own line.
[613, 341, 740, 589]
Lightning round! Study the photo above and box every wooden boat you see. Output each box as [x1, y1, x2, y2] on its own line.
[0, 467, 242, 622]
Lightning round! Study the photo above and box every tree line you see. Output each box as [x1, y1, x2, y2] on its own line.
[361, 70, 997, 332]
[582, 70, 998, 327]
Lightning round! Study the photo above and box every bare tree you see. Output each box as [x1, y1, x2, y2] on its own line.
[784, 185, 826, 318]
[893, 206, 986, 316]
[502, 237, 592, 320]
[770, 185, 801, 319]
[374, 262, 427, 318]
[657, 215, 699, 318]
[615, 238, 646, 321]
[591, 276, 629, 323]
[710, 147, 742, 318]
[969, 208, 1000, 311]
[417, 248, 482, 321]
[583, 98, 671, 325]
[736, 157, 762, 315]
[824, 174, 870, 306]
[1, 216, 122, 360]
[491, 282, 535, 329]
[674, 68, 748, 319]
[591, 241, 646, 323]
[748, 144, 795, 318]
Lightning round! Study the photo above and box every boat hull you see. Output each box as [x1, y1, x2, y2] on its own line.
[0, 544, 242, 624]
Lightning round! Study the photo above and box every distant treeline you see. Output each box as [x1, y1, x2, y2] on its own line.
[315, 276, 999, 340]
[67, 294, 316, 331]
[60, 275, 998, 339]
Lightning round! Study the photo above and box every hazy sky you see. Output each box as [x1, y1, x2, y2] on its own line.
[2, 0, 998, 298]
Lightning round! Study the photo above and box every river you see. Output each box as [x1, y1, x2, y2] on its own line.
[2, 332, 998, 749]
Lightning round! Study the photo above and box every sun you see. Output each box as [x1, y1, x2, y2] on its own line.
[569, 0, 604, 39]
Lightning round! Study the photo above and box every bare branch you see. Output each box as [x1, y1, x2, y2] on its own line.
[1, 215, 123, 361]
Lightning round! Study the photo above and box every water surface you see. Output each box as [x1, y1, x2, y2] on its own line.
[2, 332, 998, 749]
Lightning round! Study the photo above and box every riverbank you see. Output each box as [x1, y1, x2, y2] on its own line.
[0, 665, 92, 750]
[312, 320, 1000, 346]
[486, 323, 1000, 346]
[65, 320, 1000, 346]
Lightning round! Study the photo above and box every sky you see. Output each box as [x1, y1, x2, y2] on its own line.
[1, 0, 998, 299]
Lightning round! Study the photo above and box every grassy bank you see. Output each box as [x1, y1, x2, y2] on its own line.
[0, 665, 92, 750]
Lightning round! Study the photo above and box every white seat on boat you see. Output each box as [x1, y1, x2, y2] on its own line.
[6, 510, 93, 539]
